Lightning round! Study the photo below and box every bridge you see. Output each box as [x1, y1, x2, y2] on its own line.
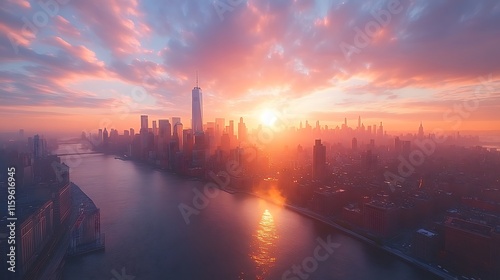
[53, 151, 102, 157]
[55, 136, 100, 156]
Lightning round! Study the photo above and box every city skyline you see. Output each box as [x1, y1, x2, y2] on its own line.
[3, 115, 499, 152]
[2, 1, 500, 280]
[1, 1, 500, 135]
[2, 101, 499, 279]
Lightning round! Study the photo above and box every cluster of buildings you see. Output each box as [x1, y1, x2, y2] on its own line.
[86, 83, 259, 180]
[0, 136, 104, 280]
[281, 133, 500, 279]
[79, 80, 497, 279]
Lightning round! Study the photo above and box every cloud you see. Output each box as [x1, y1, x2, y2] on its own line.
[0, 70, 115, 108]
[53, 15, 81, 38]
[1, 0, 500, 132]
[69, 0, 151, 57]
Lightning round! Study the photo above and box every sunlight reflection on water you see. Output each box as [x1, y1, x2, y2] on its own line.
[250, 209, 279, 279]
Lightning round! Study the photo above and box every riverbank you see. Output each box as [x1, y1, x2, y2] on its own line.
[67, 183, 105, 257]
[111, 155, 455, 279]
[21, 183, 104, 280]
[237, 190, 456, 280]
[55, 147, 439, 279]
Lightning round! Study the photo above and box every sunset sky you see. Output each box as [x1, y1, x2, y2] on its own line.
[1, 0, 499, 136]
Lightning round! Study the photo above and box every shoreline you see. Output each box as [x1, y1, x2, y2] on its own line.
[106, 154, 457, 279]
[21, 183, 104, 279]
[228, 189, 456, 280]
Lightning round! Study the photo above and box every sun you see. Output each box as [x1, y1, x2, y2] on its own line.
[260, 110, 278, 126]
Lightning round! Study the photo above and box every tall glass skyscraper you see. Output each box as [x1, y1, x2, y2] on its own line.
[140, 115, 149, 134]
[192, 80, 203, 135]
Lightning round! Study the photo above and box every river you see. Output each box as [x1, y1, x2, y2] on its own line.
[58, 143, 439, 280]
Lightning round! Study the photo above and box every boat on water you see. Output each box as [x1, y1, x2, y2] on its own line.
[114, 155, 130, 160]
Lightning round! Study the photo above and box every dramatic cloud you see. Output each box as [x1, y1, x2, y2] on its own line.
[0, 0, 499, 133]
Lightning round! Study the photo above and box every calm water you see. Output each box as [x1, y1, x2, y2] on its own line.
[58, 144, 438, 280]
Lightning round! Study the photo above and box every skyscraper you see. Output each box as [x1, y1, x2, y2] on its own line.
[418, 122, 424, 139]
[172, 117, 181, 126]
[158, 120, 172, 139]
[152, 120, 157, 136]
[140, 115, 148, 134]
[215, 118, 225, 132]
[238, 117, 247, 143]
[215, 118, 225, 146]
[98, 129, 103, 143]
[312, 139, 326, 181]
[192, 75, 203, 135]
[103, 128, 109, 147]
[229, 120, 234, 137]
[395, 137, 401, 154]
[173, 122, 183, 151]
[158, 120, 172, 166]
[34, 134, 42, 159]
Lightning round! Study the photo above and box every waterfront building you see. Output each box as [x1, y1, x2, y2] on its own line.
[363, 200, 400, 237]
[444, 218, 500, 278]
[98, 129, 103, 144]
[413, 229, 439, 262]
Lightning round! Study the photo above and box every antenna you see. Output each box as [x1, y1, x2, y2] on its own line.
[196, 70, 199, 88]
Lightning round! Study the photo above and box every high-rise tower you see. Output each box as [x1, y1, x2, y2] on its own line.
[238, 117, 247, 142]
[418, 122, 424, 139]
[140, 115, 148, 134]
[312, 139, 326, 181]
[192, 73, 203, 135]
[34, 134, 42, 158]
[378, 122, 384, 137]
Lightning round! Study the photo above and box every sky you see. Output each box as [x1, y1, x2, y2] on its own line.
[1, 0, 499, 136]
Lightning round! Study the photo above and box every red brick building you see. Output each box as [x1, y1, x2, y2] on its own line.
[444, 218, 500, 278]
[363, 200, 400, 237]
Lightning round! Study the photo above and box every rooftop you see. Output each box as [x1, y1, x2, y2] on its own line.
[445, 217, 493, 237]
[417, 228, 437, 237]
[365, 200, 398, 210]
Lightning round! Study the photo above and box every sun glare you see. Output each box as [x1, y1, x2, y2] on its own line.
[260, 110, 277, 126]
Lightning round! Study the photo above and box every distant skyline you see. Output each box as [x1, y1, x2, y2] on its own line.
[1, 0, 500, 135]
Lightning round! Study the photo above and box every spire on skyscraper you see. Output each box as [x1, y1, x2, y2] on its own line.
[192, 73, 203, 134]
